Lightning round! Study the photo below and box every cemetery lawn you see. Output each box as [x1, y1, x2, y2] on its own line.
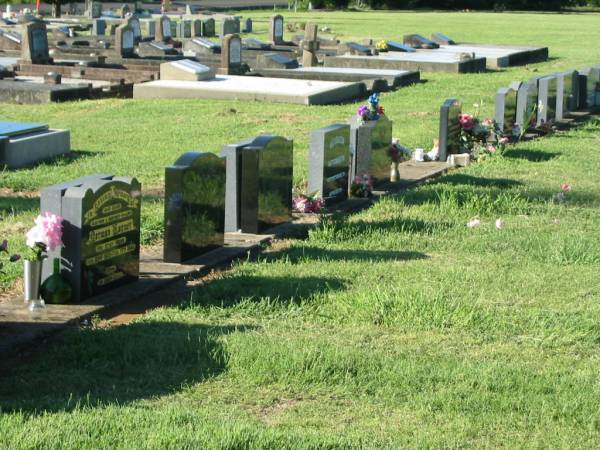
[1, 10, 600, 448]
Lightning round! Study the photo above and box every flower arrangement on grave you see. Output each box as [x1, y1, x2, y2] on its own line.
[388, 139, 413, 163]
[350, 173, 373, 198]
[292, 191, 325, 214]
[458, 106, 509, 160]
[0, 239, 21, 274]
[375, 40, 389, 52]
[357, 93, 385, 122]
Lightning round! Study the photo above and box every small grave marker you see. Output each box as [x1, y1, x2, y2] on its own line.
[515, 81, 538, 130]
[350, 114, 393, 185]
[438, 98, 462, 162]
[494, 86, 518, 134]
[269, 14, 285, 45]
[21, 21, 51, 64]
[115, 23, 135, 58]
[219, 33, 243, 75]
[536, 75, 557, 126]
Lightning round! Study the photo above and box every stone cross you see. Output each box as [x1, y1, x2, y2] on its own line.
[302, 21, 319, 67]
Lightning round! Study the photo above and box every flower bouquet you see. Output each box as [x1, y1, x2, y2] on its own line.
[350, 173, 373, 198]
[375, 40, 389, 52]
[357, 93, 385, 122]
[292, 191, 325, 214]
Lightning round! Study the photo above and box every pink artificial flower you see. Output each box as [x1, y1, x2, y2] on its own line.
[487, 144, 497, 153]
[459, 114, 475, 131]
[26, 212, 63, 251]
[377, 106, 385, 115]
[499, 137, 510, 145]
[561, 183, 572, 192]
[482, 118, 494, 127]
[293, 197, 311, 214]
[310, 198, 325, 213]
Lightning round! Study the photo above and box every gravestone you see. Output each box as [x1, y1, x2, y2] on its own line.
[163, 152, 226, 263]
[221, 18, 238, 37]
[187, 37, 220, 54]
[177, 20, 192, 38]
[92, 19, 106, 36]
[126, 16, 141, 43]
[21, 21, 51, 64]
[515, 81, 538, 130]
[155, 15, 172, 42]
[438, 98, 462, 162]
[302, 22, 319, 67]
[431, 32, 456, 45]
[338, 42, 372, 56]
[556, 70, 578, 120]
[192, 19, 202, 37]
[119, 4, 130, 18]
[243, 18, 252, 33]
[578, 67, 600, 109]
[41, 175, 141, 302]
[403, 34, 439, 49]
[115, 23, 135, 58]
[219, 33, 243, 75]
[386, 41, 416, 53]
[256, 52, 298, 69]
[201, 18, 215, 37]
[140, 18, 156, 38]
[86, 1, 102, 18]
[350, 114, 393, 185]
[308, 124, 350, 204]
[221, 136, 293, 234]
[269, 14, 285, 45]
[536, 75, 557, 126]
[494, 86, 518, 134]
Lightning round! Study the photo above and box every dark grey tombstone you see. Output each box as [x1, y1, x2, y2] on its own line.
[555, 70, 579, 120]
[431, 32, 456, 45]
[386, 41, 416, 53]
[536, 75, 557, 126]
[21, 21, 51, 64]
[221, 136, 293, 234]
[127, 16, 141, 43]
[438, 98, 462, 162]
[163, 152, 226, 263]
[515, 82, 538, 131]
[221, 18, 238, 37]
[192, 19, 202, 37]
[338, 42, 372, 56]
[41, 175, 141, 302]
[256, 52, 298, 69]
[177, 20, 192, 38]
[494, 86, 518, 134]
[403, 34, 439, 49]
[269, 14, 285, 45]
[155, 15, 172, 42]
[308, 124, 350, 204]
[201, 18, 215, 37]
[93, 19, 106, 36]
[115, 23, 135, 58]
[243, 18, 252, 33]
[577, 67, 599, 109]
[350, 114, 393, 185]
[219, 33, 243, 75]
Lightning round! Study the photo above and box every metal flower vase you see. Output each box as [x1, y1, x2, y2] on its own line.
[390, 161, 400, 182]
[24, 259, 45, 310]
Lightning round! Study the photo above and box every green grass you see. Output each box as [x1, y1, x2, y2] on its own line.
[2, 10, 600, 448]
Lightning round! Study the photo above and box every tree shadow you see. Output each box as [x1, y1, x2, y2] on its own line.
[189, 275, 347, 308]
[0, 321, 253, 414]
[263, 247, 429, 264]
[503, 148, 561, 162]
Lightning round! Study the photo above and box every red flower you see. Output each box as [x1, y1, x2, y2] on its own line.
[459, 114, 475, 131]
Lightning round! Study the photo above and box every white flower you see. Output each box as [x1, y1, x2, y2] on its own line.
[467, 218, 481, 228]
[495, 219, 504, 229]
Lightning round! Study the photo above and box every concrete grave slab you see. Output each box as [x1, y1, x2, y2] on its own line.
[160, 59, 214, 81]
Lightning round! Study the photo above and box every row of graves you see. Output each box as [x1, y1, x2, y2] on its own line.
[438, 63, 600, 162]
[8, 104, 395, 304]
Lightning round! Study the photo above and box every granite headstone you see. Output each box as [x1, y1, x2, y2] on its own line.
[438, 98, 462, 162]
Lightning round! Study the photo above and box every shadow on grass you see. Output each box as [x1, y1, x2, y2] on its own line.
[0, 195, 39, 215]
[2, 150, 102, 172]
[436, 174, 524, 188]
[504, 148, 561, 162]
[263, 247, 429, 264]
[190, 275, 347, 308]
[0, 321, 252, 413]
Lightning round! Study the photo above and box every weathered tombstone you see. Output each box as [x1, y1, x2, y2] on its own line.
[177, 19, 192, 38]
[386, 41, 416, 53]
[92, 18, 106, 36]
[21, 21, 51, 64]
[431, 32, 456, 45]
[308, 124, 350, 204]
[192, 19, 202, 37]
[218, 33, 243, 75]
[536, 75, 557, 126]
[403, 34, 439, 49]
[494, 86, 518, 134]
[515, 81, 538, 131]
[126, 16, 141, 43]
[155, 15, 172, 42]
[438, 98, 462, 162]
[556, 70, 579, 120]
[201, 18, 215, 37]
[115, 23, 135, 58]
[41, 176, 141, 302]
[350, 114, 393, 185]
[578, 67, 600, 109]
[269, 14, 285, 45]
[221, 17, 238, 37]
[338, 42, 371, 56]
[163, 152, 226, 263]
[221, 136, 293, 234]
[302, 22, 319, 67]
[256, 52, 298, 69]
[243, 18, 252, 33]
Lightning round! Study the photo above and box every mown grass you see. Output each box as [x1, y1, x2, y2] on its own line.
[1, 10, 600, 448]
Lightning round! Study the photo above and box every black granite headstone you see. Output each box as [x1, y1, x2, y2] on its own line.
[438, 98, 462, 162]
[350, 114, 393, 185]
[201, 18, 215, 37]
[577, 67, 599, 109]
[386, 41, 416, 53]
[163, 152, 226, 263]
[308, 124, 350, 204]
[555, 70, 578, 120]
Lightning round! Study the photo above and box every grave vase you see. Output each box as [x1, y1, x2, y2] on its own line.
[390, 161, 400, 182]
[23, 259, 45, 310]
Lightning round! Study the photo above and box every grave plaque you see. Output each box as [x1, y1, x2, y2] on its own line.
[308, 124, 350, 204]
[536, 75, 557, 126]
[515, 81, 538, 130]
[21, 21, 51, 64]
[201, 18, 215, 37]
[431, 32, 456, 45]
[386, 41, 416, 53]
[438, 98, 462, 162]
[269, 14, 285, 45]
[42, 176, 141, 301]
[556, 70, 578, 120]
[578, 67, 599, 109]
[403, 34, 439, 49]
[338, 42, 372, 56]
[350, 114, 393, 185]
[155, 15, 171, 42]
[494, 86, 518, 134]
[221, 136, 293, 234]
[164, 152, 226, 263]
[93, 19, 106, 36]
[219, 33, 243, 75]
[115, 23, 135, 58]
